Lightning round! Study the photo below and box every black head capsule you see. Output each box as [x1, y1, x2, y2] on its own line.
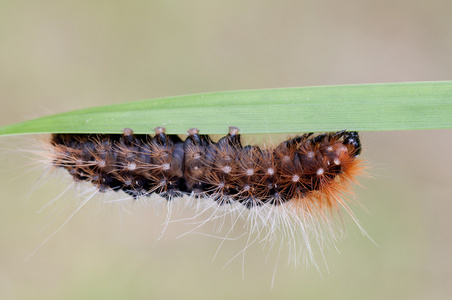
[343, 131, 362, 157]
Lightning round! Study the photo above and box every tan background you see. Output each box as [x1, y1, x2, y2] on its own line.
[0, 0, 451, 299]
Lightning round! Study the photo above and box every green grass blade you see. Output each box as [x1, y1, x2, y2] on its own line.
[0, 81, 451, 136]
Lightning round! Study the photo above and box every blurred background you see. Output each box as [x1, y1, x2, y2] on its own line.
[0, 0, 451, 299]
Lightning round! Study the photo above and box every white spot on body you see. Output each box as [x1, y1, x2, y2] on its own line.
[162, 163, 171, 170]
[127, 162, 137, 171]
[316, 168, 324, 176]
[246, 168, 254, 176]
[222, 165, 232, 174]
[267, 168, 275, 175]
[334, 158, 341, 165]
[292, 174, 300, 182]
[334, 145, 348, 156]
[97, 160, 106, 168]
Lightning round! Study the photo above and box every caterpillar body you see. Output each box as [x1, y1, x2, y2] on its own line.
[45, 126, 365, 265]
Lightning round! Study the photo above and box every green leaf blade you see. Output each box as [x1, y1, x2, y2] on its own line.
[0, 81, 451, 136]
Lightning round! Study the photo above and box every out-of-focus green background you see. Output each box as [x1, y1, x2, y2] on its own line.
[0, 1, 451, 299]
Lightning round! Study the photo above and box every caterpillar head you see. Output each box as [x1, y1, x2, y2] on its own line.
[343, 131, 362, 157]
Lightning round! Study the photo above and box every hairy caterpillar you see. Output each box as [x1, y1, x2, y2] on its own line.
[40, 126, 365, 266]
